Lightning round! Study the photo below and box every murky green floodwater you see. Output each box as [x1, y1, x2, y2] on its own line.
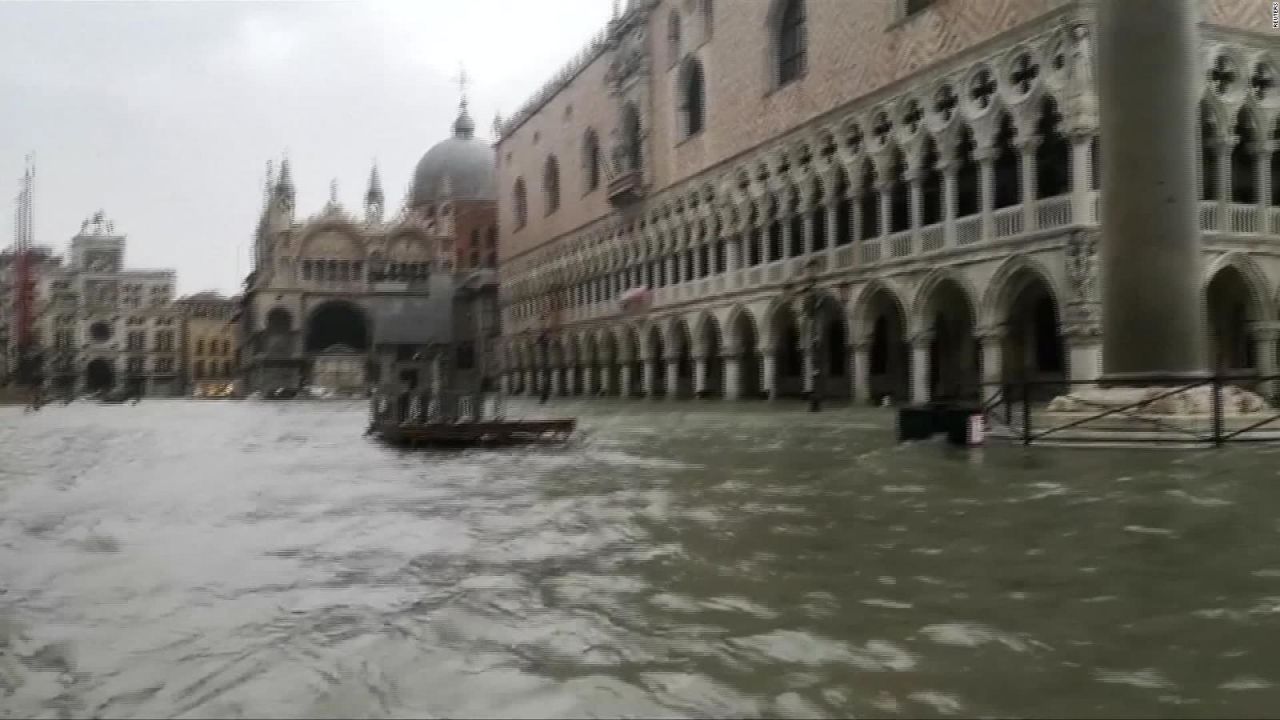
[1, 398, 1279, 718]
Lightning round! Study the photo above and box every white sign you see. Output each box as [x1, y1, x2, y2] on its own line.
[967, 414, 986, 446]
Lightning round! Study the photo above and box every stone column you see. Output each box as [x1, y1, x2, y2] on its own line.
[582, 365, 596, 395]
[723, 355, 741, 400]
[802, 212, 815, 256]
[1215, 137, 1235, 232]
[907, 169, 923, 240]
[665, 357, 680, 399]
[1020, 137, 1040, 230]
[549, 367, 562, 396]
[978, 150, 996, 241]
[674, 254, 685, 286]
[726, 235, 741, 274]
[877, 183, 893, 238]
[620, 364, 633, 398]
[601, 363, 614, 395]
[1256, 141, 1275, 231]
[801, 347, 815, 394]
[693, 355, 708, 397]
[1096, 0, 1207, 383]
[941, 163, 958, 246]
[825, 201, 839, 258]
[642, 357, 657, 398]
[761, 347, 777, 400]
[500, 373, 511, 395]
[851, 193, 864, 245]
[1250, 323, 1279, 401]
[1065, 330, 1103, 386]
[977, 328, 1005, 405]
[852, 341, 872, 406]
[1070, 132, 1094, 223]
[910, 332, 933, 405]
[564, 367, 577, 396]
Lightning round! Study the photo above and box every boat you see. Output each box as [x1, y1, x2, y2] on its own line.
[366, 389, 576, 448]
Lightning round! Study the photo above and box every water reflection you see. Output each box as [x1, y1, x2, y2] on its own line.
[1, 398, 1280, 717]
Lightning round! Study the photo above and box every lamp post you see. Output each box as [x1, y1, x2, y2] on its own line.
[785, 258, 825, 413]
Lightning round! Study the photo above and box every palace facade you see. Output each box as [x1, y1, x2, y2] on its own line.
[494, 0, 1277, 404]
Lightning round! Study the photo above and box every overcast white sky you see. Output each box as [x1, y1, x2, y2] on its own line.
[1, 0, 613, 295]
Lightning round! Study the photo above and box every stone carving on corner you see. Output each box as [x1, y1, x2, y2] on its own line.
[605, 19, 649, 93]
[1064, 229, 1100, 338]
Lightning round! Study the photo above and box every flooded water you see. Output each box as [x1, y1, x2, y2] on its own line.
[2, 399, 1280, 718]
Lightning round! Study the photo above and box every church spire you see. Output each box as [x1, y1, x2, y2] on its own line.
[453, 65, 475, 139]
[365, 162, 384, 224]
[274, 153, 295, 205]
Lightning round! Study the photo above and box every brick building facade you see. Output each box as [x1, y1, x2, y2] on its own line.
[495, 0, 1277, 404]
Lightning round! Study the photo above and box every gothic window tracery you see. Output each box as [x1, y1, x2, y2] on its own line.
[992, 112, 1020, 209]
[1230, 108, 1258, 204]
[514, 178, 528, 228]
[1201, 105, 1220, 201]
[583, 129, 601, 192]
[956, 126, 980, 216]
[1036, 97, 1070, 198]
[775, 0, 807, 86]
[544, 156, 561, 215]
[859, 159, 879, 239]
[679, 58, 706, 138]
[921, 138, 943, 225]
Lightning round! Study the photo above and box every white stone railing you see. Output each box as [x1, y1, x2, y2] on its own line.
[888, 230, 913, 258]
[1199, 203, 1218, 231]
[993, 206, 1024, 238]
[1035, 196, 1073, 230]
[1227, 203, 1260, 234]
[548, 194, 1280, 321]
[956, 215, 981, 245]
[920, 223, 945, 252]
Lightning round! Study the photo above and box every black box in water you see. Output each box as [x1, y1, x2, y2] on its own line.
[898, 404, 982, 446]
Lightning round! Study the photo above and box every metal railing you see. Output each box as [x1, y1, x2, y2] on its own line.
[978, 373, 1280, 446]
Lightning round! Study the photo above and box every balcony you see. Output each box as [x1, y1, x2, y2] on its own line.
[606, 169, 644, 207]
[548, 192, 1280, 324]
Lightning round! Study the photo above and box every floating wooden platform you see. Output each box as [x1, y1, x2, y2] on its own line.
[370, 418, 577, 448]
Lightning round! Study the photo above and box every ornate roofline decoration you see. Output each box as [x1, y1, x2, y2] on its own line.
[496, 0, 658, 140]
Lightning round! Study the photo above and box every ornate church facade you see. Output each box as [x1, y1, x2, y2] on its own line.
[238, 101, 500, 395]
[495, 0, 1277, 404]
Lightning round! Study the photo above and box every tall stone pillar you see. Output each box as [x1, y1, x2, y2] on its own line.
[801, 348, 815, 394]
[620, 364, 633, 398]
[978, 328, 1005, 405]
[910, 333, 933, 405]
[1215, 137, 1235, 232]
[941, 163, 958, 246]
[1256, 141, 1275, 230]
[852, 342, 871, 406]
[1070, 133, 1094, 223]
[877, 183, 892, 238]
[1097, 0, 1206, 383]
[642, 357, 657, 398]
[1251, 323, 1279, 401]
[582, 365, 596, 396]
[549, 368, 562, 397]
[1020, 139, 1040, 230]
[723, 356, 741, 400]
[977, 151, 996, 241]
[564, 367, 577, 396]
[1065, 331, 1102, 386]
[761, 348, 777, 400]
[500, 373, 511, 395]
[665, 358, 680, 399]
[693, 355, 708, 397]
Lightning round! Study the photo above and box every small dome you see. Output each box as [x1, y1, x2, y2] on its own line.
[408, 102, 495, 208]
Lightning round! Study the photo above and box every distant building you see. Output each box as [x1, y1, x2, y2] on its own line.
[29, 213, 183, 396]
[238, 96, 501, 395]
[174, 292, 239, 396]
[0, 245, 61, 384]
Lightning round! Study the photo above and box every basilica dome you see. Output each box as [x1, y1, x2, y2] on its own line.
[407, 104, 495, 208]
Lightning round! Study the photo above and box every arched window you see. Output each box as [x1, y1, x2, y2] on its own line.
[1201, 104, 1219, 201]
[859, 159, 879, 239]
[1035, 97, 1070, 198]
[788, 191, 804, 257]
[679, 59, 706, 137]
[668, 10, 682, 58]
[775, 0, 807, 86]
[622, 103, 643, 173]
[544, 156, 560, 215]
[889, 147, 910, 233]
[513, 178, 528, 228]
[1230, 108, 1258, 204]
[992, 112, 1020, 209]
[834, 169, 852, 246]
[582, 129, 601, 192]
[921, 138, 943, 225]
[811, 178, 827, 251]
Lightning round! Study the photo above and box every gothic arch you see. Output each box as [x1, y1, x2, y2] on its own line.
[725, 304, 761, 353]
[693, 310, 723, 357]
[582, 128, 601, 192]
[767, 0, 807, 88]
[850, 278, 908, 341]
[980, 255, 1065, 329]
[677, 57, 706, 138]
[543, 156, 561, 215]
[911, 268, 979, 336]
[1206, 253, 1272, 322]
